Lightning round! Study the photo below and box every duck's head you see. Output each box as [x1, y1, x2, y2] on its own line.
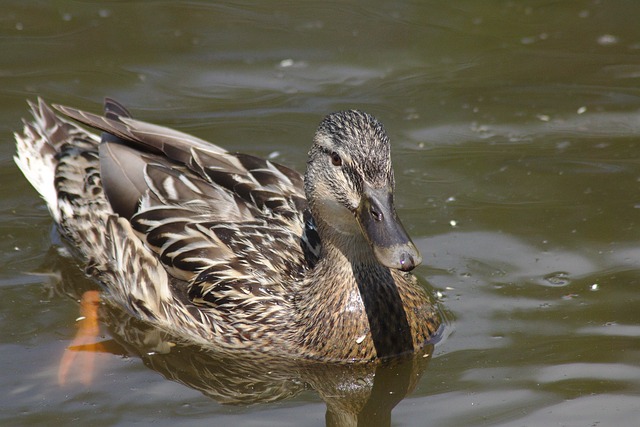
[304, 110, 421, 272]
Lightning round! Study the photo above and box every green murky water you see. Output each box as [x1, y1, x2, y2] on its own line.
[2, 1, 640, 425]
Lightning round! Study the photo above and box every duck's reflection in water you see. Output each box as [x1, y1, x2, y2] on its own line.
[47, 246, 439, 427]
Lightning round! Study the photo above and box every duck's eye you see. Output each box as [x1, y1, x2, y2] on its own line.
[330, 152, 342, 166]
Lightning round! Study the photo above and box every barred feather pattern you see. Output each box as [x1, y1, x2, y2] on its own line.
[125, 151, 318, 347]
[14, 99, 320, 351]
[14, 99, 98, 222]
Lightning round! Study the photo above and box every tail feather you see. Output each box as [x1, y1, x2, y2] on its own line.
[14, 99, 195, 338]
[14, 99, 60, 219]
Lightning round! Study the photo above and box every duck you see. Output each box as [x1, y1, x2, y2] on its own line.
[14, 98, 441, 362]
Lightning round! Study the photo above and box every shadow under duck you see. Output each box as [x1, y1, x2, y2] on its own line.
[14, 98, 441, 362]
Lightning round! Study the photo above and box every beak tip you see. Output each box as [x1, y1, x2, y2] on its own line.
[373, 244, 422, 272]
[399, 251, 421, 272]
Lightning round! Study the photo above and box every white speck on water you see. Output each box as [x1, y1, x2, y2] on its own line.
[280, 59, 294, 68]
[267, 151, 280, 159]
[449, 220, 457, 228]
[446, 196, 456, 203]
[278, 59, 307, 69]
[590, 283, 599, 291]
[577, 106, 587, 114]
[597, 34, 618, 46]
[537, 114, 550, 122]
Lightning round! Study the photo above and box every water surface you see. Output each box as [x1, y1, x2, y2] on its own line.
[2, 1, 640, 426]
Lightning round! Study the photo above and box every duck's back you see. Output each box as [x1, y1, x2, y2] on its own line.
[15, 98, 320, 350]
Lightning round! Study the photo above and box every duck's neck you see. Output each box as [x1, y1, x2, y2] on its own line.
[293, 229, 417, 361]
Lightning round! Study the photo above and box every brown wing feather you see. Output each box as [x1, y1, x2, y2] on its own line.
[55, 100, 321, 311]
[54, 103, 225, 163]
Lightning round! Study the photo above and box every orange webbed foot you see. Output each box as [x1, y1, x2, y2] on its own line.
[58, 290, 106, 386]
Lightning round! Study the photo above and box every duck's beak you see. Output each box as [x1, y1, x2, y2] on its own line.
[355, 184, 422, 271]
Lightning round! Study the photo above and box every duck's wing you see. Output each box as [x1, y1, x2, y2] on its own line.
[56, 100, 320, 304]
[128, 156, 319, 305]
[54, 100, 308, 217]
[55, 99, 226, 161]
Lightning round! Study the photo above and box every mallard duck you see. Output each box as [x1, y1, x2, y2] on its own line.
[15, 98, 441, 362]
